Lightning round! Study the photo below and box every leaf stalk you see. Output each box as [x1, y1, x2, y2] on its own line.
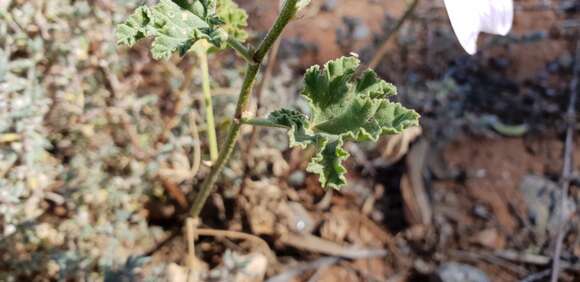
[240, 118, 290, 129]
[227, 38, 254, 63]
[196, 47, 219, 162]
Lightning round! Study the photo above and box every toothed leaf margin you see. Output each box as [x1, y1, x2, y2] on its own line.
[267, 56, 420, 189]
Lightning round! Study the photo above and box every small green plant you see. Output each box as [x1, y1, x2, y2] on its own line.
[116, 0, 419, 217]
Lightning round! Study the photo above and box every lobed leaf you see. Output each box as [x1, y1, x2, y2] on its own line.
[268, 56, 419, 189]
[116, 0, 247, 59]
[267, 109, 316, 148]
[306, 138, 349, 188]
[216, 0, 249, 42]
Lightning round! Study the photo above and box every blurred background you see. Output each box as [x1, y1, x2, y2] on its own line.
[1, 0, 579, 281]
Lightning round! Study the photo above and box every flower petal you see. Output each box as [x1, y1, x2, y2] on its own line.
[444, 0, 513, 54]
[479, 0, 513, 36]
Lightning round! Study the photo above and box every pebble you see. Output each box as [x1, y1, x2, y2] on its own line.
[437, 262, 490, 282]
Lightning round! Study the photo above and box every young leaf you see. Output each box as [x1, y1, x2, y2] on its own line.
[306, 138, 349, 188]
[267, 56, 419, 189]
[116, 0, 230, 59]
[216, 0, 249, 42]
[267, 109, 316, 148]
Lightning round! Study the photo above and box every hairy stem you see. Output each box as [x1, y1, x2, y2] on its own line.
[227, 38, 253, 63]
[241, 117, 290, 129]
[190, 0, 300, 217]
[197, 48, 219, 161]
[253, 1, 299, 62]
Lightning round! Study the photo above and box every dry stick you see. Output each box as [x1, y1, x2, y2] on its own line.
[186, 218, 199, 282]
[190, 0, 301, 218]
[266, 257, 339, 282]
[281, 233, 388, 260]
[195, 228, 277, 264]
[550, 40, 580, 282]
[367, 0, 420, 70]
[521, 269, 552, 282]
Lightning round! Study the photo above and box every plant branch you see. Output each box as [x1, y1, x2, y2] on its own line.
[253, 0, 299, 62]
[241, 117, 290, 129]
[227, 38, 254, 63]
[550, 39, 579, 282]
[196, 48, 219, 161]
[367, 0, 419, 70]
[190, 0, 300, 218]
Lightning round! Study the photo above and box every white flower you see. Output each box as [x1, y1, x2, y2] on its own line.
[444, 0, 514, 54]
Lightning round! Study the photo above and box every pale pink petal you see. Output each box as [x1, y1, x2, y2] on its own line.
[444, 0, 514, 55]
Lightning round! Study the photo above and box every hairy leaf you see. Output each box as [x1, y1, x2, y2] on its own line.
[116, 0, 234, 59]
[306, 138, 349, 188]
[268, 56, 419, 189]
[267, 109, 316, 148]
[216, 0, 248, 42]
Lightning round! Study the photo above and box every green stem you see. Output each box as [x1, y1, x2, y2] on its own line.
[190, 0, 300, 218]
[197, 48, 219, 162]
[227, 38, 254, 63]
[253, 1, 299, 62]
[240, 118, 290, 129]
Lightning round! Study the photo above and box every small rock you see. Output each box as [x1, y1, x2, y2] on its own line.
[166, 263, 187, 282]
[285, 202, 315, 234]
[209, 251, 268, 282]
[288, 170, 305, 187]
[437, 262, 490, 282]
[520, 175, 576, 234]
[471, 228, 506, 250]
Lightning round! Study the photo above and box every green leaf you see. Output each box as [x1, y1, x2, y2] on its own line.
[116, 0, 229, 60]
[267, 56, 419, 189]
[116, 6, 153, 48]
[267, 109, 316, 148]
[216, 0, 249, 42]
[306, 138, 349, 189]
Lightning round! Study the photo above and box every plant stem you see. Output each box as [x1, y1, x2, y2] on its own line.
[253, 0, 299, 62]
[367, 0, 419, 70]
[227, 38, 253, 63]
[190, 63, 259, 217]
[190, 0, 300, 218]
[241, 117, 290, 129]
[197, 48, 219, 162]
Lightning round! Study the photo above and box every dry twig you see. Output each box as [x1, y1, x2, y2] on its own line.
[550, 39, 579, 282]
[266, 257, 339, 282]
[367, 0, 420, 70]
[195, 228, 277, 266]
[281, 233, 388, 259]
[186, 218, 200, 282]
